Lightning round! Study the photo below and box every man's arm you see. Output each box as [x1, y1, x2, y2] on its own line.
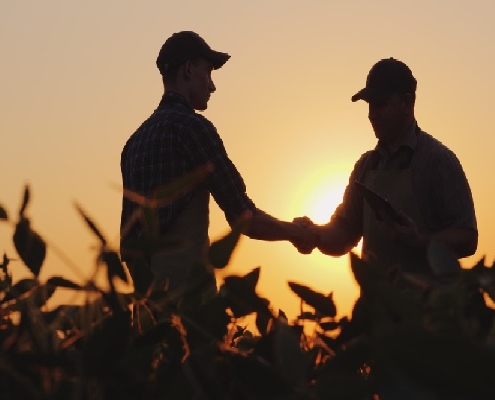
[316, 222, 361, 256]
[387, 211, 478, 258]
[186, 120, 316, 248]
[246, 210, 317, 249]
[291, 216, 361, 256]
[428, 227, 478, 258]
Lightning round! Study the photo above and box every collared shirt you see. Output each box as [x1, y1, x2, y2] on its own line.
[330, 121, 477, 248]
[120, 91, 256, 241]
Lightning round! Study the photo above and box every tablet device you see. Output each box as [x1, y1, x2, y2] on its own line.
[354, 180, 405, 225]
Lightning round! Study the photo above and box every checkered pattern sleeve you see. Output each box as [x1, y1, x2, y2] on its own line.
[182, 115, 256, 225]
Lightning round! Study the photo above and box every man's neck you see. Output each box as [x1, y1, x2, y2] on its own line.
[381, 119, 415, 155]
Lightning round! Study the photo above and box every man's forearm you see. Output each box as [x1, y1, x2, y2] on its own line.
[423, 227, 478, 258]
[246, 210, 302, 242]
[316, 223, 360, 256]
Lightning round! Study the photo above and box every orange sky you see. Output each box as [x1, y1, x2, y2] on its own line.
[1, 1, 495, 321]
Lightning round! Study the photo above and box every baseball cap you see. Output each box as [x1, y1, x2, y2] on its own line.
[351, 58, 417, 103]
[156, 31, 230, 75]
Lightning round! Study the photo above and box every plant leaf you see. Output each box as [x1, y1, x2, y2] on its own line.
[74, 203, 107, 245]
[13, 218, 46, 277]
[222, 268, 271, 318]
[0, 204, 8, 221]
[208, 211, 251, 269]
[274, 322, 306, 387]
[18, 185, 30, 218]
[4, 278, 38, 301]
[101, 250, 128, 283]
[46, 276, 82, 290]
[288, 281, 337, 317]
[123, 256, 153, 295]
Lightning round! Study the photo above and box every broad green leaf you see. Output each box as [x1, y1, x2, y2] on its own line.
[288, 281, 337, 317]
[13, 218, 46, 277]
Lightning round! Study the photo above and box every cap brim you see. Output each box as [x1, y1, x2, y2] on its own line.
[351, 87, 390, 103]
[207, 50, 230, 69]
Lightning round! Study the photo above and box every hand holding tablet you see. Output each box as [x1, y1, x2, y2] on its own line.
[354, 180, 406, 225]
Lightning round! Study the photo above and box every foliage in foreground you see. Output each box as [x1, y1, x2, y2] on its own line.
[0, 185, 495, 399]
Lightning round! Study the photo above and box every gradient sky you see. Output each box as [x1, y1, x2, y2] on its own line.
[1, 1, 494, 320]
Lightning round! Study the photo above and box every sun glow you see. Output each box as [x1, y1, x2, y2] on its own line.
[292, 171, 349, 225]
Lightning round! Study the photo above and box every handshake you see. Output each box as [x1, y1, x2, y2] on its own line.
[291, 216, 321, 254]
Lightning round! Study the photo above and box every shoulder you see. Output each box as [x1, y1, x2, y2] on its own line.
[185, 112, 217, 133]
[415, 130, 469, 185]
[417, 130, 455, 156]
[350, 149, 377, 179]
[417, 130, 462, 166]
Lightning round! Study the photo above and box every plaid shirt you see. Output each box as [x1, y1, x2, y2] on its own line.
[331, 122, 477, 247]
[120, 91, 256, 241]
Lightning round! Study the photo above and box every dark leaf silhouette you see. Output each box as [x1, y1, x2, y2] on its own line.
[13, 218, 46, 277]
[101, 250, 128, 283]
[4, 278, 38, 301]
[320, 321, 341, 331]
[82, 311, 131, 375]
[18, 185, 30, 218]
[45, 276, 82, 290]
[255, 312, 272, 336]
[124, 256, 153, 295]
[230, 353, 292, 397]
[0, 204, 8, 221]
[288, 281, 337, 317]
[74, 203, 107, 245]
[222, 268, 271, 318]
[274, 322, 306, 387]
[208, 211, 250, 269]
[378, 331, 495, 398]
[122, 164, 213, 209]
[32, 283, 57, 308]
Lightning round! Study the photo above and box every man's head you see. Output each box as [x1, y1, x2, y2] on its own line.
[351, 57, 416, 105]
[156, 31, 230, 82]
[352, 58, 417, 144]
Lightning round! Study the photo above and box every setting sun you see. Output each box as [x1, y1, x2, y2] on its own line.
[292, 170, 349, 225]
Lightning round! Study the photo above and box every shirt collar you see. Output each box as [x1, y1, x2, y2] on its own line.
[158, 91, 192, 110]
[375, 119, 418, 156]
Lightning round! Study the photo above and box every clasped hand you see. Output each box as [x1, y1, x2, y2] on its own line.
[291, 216, 319, 254]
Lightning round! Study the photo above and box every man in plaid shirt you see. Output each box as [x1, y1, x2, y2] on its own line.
[120, 31, 313, 292]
